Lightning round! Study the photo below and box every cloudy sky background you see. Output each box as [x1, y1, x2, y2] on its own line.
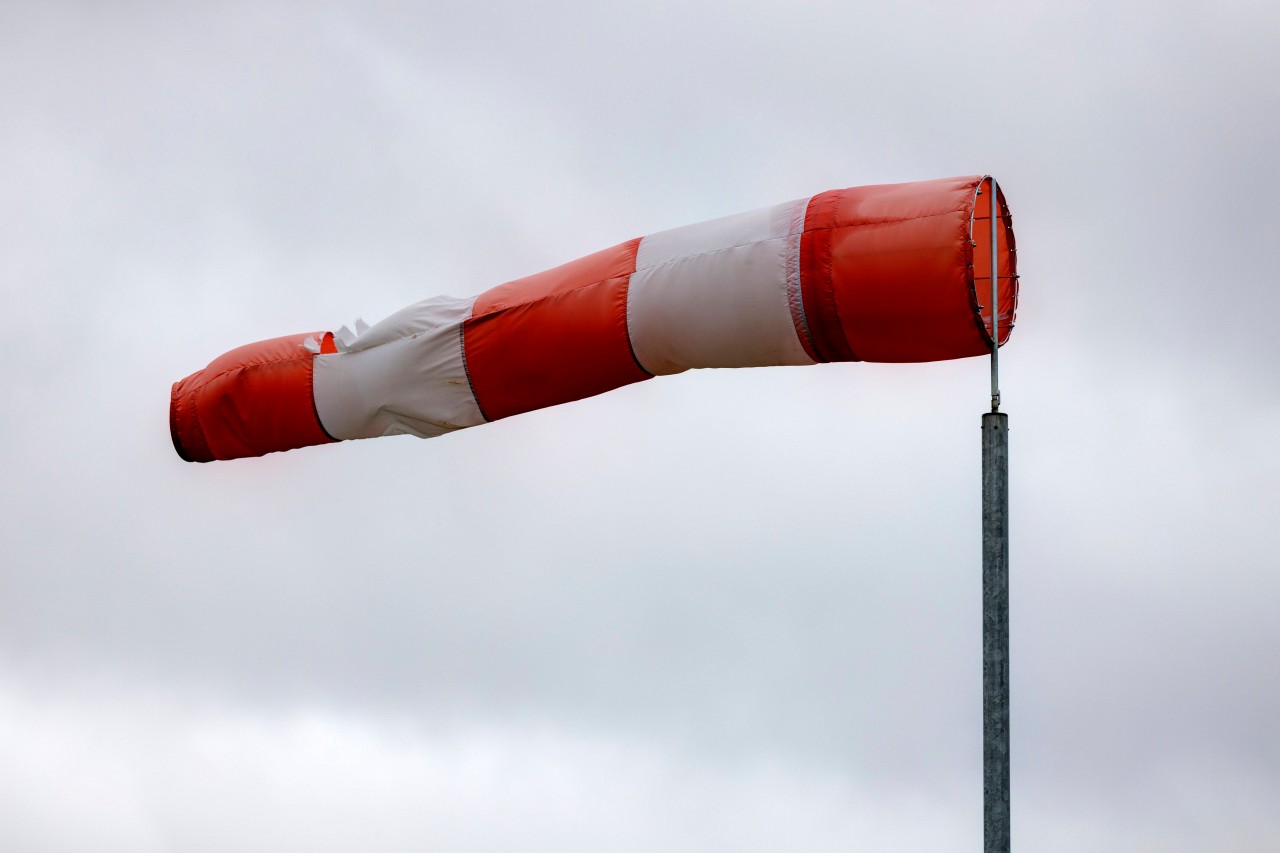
[2, 1, 1278, 850]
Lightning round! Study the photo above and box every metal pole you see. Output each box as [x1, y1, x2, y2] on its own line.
[982, 412, 1009, 852]
[983, 176, 1010, 853]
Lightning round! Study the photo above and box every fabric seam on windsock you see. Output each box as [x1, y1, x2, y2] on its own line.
[310, 376, 339, 443]
[799, 191, 855, 363]
[785, 196, 819, 362]
[456, 319, 490, 423]
[622, 281, 656, 379]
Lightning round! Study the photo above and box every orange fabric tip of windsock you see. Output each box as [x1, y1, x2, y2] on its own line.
[170, 332, 336, 463]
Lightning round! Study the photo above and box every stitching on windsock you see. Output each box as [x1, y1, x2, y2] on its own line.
[783, 198, 816, 360]
[457, 322, 489, 423]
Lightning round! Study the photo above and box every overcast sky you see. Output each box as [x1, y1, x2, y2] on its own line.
[2, 1, 1278, 850]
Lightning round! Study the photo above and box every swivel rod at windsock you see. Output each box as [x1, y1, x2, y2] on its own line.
[170, 175, 1019, 463]
[990, 177, 1002, 412]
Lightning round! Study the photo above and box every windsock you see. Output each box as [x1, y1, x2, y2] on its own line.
[170, 175, 1017, 463]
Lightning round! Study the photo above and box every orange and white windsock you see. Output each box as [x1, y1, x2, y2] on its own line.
[170, 175, 1018, 463]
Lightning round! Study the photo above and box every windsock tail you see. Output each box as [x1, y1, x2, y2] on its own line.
[170, 332, 338, 463]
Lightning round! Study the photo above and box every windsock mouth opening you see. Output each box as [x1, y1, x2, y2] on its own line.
[969, 176, 1018, 349]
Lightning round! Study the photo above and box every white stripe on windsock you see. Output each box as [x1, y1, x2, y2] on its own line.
[313, 295, 485, 439]
[626, 197, 816, 376]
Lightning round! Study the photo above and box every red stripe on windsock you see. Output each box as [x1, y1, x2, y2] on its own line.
[170, 333, 335, 462]
[463, 238, 649, 421]
[820, 177, 986, 363]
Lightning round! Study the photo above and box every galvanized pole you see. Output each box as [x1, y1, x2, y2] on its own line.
[982, 178, 1010, 853]
[982, 410, 1009, 851]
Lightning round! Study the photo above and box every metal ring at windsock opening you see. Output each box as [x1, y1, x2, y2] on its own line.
[970, 176, 1018, 351]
